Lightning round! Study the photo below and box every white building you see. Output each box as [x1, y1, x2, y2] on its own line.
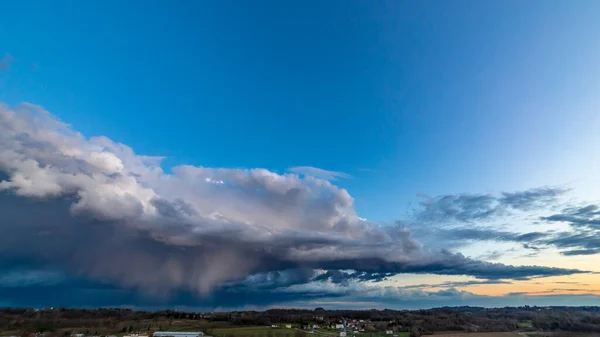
[335, 324, 344, 329]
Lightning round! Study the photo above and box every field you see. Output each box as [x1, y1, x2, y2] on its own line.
[207, 326, 296, 337]
[207, 327, 411, 337]
[350, 332, 410, 337]
[433, 333, 523, 337]
[2, 307, 600, 337]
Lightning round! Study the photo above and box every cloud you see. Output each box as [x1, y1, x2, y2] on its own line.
[560, 248, 600, 256]
[536, 229, 600, 256]
[287, 166, 351, 180]
[499, 187, 569, 211]
[312, 270, 394, 284]
[442, 228, 547, 244]
[541, 204, 600, 229]
[385, 279, 511, 291]
[415, 187, 567, 223]
[0, 269, 65, 287]
[414, 201, 600, 257]
[0, 103, 589, 302]
[402, 223, 551, 254]
[518, 205, 600, 256]
[477, 251, 504, 261]
[403, 188, 590, 259]
[554, 281, 589, 285]
[522, 244, 541, 251]
[416, 194, 498, 222]
[3, 276, 600, 310]
[0, 54, 14, 71]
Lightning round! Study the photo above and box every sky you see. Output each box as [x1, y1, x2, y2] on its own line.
[0, 0, 600, 310]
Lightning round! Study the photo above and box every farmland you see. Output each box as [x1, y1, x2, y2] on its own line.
[433, 333, 522, 337]
[207, 326, 296, 337]
[516, 322, 533, 328]
[207, 328, 410, 337]
[2, 307, 600, 337]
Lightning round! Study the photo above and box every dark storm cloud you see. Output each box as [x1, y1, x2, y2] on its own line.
[0, 280, 348, 309]
[277, 251, 585, 280]
[312, 270, 393, 284]
[151, 198, 198, 218]
[0, 103, 590, 306]
[3, 278, 600, 310]
[1, 189, 582, 294]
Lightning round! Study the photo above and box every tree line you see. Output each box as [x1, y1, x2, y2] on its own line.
[1, 306, 599, 336]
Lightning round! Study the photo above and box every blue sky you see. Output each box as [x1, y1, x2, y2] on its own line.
[1, 0, 600, 309]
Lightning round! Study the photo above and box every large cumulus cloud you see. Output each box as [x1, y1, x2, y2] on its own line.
[0, 103, 587, 299]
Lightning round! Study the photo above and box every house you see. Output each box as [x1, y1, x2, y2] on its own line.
[386, 331, 393, 335]
[335, 324, 344, 329]
[285, 324, 292, 329]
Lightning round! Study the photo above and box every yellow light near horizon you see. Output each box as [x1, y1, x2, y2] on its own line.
[458, 274, 600, 296]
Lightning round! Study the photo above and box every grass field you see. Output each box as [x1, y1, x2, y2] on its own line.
[354, 332, 410, 337]
[208, 327, 410, 337]
[341, 331, 410, 337]
[517, 321, 533, 328]
[351, 332, 410, 337]
[433, 333, 523, 337]
[208, 326, 296, 337]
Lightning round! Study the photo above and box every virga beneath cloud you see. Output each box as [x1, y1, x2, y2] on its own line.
[0, 102, 593, 304]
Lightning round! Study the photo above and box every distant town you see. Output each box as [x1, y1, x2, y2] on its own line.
[0, 307, 599, 337]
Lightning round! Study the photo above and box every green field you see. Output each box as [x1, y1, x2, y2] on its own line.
[207, 327, 410, 337]
[353, 332, 410, 337]
[208, 326, 297, 337]
[517, 321, 533, 328]
[312, 329, 410, 337]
